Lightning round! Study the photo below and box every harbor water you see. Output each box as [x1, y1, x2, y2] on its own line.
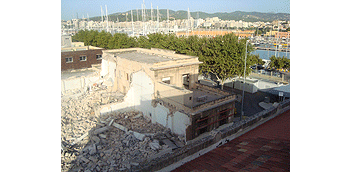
[252, 49, 290, 60]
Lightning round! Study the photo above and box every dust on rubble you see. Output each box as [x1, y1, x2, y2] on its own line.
[61, 89, 185, 172]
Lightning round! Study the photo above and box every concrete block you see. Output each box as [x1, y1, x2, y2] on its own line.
[133, 131, 146, 141]
[162, 139, 178, 150]
[149, 140, 161, 150]
[92, 136, 100, 144]
[72, 132, 89, 145]
[112, 122, 128, 132]
[93, 126, 109, 135]
[99, 134, 107, 139]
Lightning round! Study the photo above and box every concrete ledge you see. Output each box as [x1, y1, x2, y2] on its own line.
[135, 99, 290, 171]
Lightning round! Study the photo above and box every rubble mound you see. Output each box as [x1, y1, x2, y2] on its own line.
[61, 91, 184, 171]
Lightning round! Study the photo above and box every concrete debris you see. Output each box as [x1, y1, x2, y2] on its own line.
[148, 147, 173, 161]
[133, 131, 146, 141]
[162, 139, 178, 150]
[133, 113, 143, 119]
[98, 134, 106, 139]
[108, 119, 114, 126]
[72, 132, 89, 145]
[173, 140, 185, 148]
[61, 89, 185, 172]
[91, 136, 100, 144]
[112, 122, 128, 132]
[93, 126, 109, 135]
[149, 140, 161, 150]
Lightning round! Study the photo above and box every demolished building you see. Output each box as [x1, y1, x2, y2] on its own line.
[98, 48, 240, 141]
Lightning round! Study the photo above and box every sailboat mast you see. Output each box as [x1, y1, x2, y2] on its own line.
[131, 10, 134, 36]
[167, 9, 169, 33]
[105, 5, 109, 32]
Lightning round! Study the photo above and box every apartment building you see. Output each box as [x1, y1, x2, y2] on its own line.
[61, 45, 104, 71]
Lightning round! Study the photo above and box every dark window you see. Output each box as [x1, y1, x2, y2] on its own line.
[65, 57, 73, 63]
[96, 54, 102, 60]
[79, 56, 87, 61]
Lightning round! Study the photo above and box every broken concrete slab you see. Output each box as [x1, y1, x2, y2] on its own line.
[93, 126, 109, 135]
[72, 132, 89, 145]
[133, 113, 143, 119]
[98, 134, 107, 139]
[133, 131, 146, 141]
[91, 136, 100, 144]
[89, 144, 97, 155]
[112, 122, 128, 132]
[149, 140, 160, 150]
[131, 162, 139, 166]
[173, 140, 185, 148]
[162, 139, 178, 150]
[81, 157, 90, 164]
[108, 119, 114, 126]
[148, 147, 172, 161]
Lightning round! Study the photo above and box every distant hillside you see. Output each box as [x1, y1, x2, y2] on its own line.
[89, 10, 289, 22]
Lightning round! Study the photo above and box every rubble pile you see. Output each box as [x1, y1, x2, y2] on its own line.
[61, 91, 185, 172]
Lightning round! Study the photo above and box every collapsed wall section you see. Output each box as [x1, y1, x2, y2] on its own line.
[99, 70, 191, 138]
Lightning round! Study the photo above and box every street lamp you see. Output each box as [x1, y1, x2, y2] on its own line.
[240, 40, 249, 121]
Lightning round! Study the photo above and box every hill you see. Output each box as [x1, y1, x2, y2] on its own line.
[89, 10, 289, 22]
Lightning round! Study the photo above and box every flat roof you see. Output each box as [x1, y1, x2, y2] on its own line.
[188, 89, 225, 107]
[117, 51, 173, 64]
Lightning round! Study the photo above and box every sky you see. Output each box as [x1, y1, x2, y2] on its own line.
[61, 0, 290, 21]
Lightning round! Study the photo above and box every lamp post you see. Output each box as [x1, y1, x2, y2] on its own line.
[240, 40, 249, 121]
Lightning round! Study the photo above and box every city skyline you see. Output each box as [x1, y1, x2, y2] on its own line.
[61, 0, 290, 21]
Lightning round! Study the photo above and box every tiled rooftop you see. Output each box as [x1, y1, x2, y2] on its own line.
[173, 110, 290, 172]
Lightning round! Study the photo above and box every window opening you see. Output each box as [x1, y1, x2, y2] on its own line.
[162, 77, 171, 84]
[79, 56, 87, 61]
[65, 57, 73, 63]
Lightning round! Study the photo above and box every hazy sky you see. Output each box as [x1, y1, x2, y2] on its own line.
[61, 0, 290, 20]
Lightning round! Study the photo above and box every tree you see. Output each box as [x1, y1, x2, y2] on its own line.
[96, 31, 112, 49]
[108, 33, 136, 49]
[199, 33, 255, 89]
[72, 30, 87, 42]
[249, 54, 264, 66]
[269, 55, 290, 70]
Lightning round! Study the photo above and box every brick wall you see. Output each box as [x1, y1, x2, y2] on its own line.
[61, 49, 104, 71]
